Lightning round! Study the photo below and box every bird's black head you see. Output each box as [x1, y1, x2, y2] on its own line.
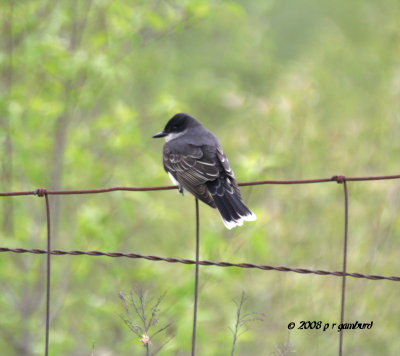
[152, 113, 199, 138]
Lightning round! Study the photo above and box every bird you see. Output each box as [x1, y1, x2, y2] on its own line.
[152, 113, 256, 229]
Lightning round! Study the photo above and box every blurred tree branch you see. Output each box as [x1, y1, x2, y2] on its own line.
[1, 0, 15, 235]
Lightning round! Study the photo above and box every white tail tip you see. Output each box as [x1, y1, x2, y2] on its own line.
[222, 211, 257, 230]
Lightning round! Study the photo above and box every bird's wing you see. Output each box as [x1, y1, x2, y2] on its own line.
[163, 145, 218, 207]
[216, 146, 242, 198]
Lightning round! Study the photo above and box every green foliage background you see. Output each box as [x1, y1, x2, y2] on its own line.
[1, 0, 400, 355]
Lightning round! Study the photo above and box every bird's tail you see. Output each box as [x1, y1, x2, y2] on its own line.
[207, 179, 256, 229]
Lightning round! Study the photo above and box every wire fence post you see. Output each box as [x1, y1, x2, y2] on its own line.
[191, 198, 200, 356]
[339, 179, 349, 356]
[35, 189, 52, 356]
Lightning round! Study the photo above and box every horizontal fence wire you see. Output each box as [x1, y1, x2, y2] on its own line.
[0, 246, 399, 281]
[1, 174, 400, 197]
[1, 173, 400, 356]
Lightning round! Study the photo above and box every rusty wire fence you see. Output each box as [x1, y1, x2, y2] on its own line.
[1, 174, 400, 355]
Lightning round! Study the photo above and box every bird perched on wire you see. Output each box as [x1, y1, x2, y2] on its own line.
[152, 113, 256, 229]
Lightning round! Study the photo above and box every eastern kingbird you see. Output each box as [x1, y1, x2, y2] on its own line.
[152, 113, 256, 229]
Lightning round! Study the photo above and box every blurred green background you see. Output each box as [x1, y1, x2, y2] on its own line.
[1, 0, 400, 355]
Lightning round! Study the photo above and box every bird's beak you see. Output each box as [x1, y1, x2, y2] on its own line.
[152, 131, 167, 138]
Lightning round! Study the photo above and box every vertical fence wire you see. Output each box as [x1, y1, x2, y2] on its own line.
[191, 198, 200, 356]
[339, 180, 349, 356]
[44, 193, 51, 356]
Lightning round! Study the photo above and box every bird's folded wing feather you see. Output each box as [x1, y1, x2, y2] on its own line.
[216, 146, 241, 198]
[163, 145, 218, 207]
